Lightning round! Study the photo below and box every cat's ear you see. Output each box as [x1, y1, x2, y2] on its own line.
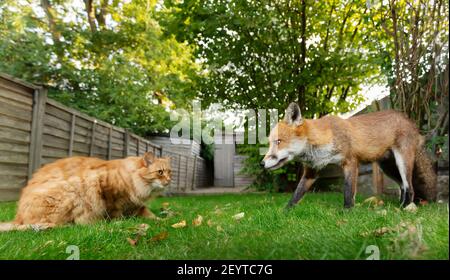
[142, 152, 155, 167]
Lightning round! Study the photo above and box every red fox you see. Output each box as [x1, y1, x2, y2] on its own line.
[261, 102, 437, 208]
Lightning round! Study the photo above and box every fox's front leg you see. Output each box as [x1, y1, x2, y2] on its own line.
[136, 206, 160, 220]
[286, 167, 317, 209]
[342, 159, 359, 208]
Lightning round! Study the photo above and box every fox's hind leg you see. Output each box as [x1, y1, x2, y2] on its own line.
[392, 147, 415, 207]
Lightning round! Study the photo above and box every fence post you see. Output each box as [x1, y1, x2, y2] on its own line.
[371, 101, 384, 195]
[28, 87, 47, 177]
[136, 138, 140, 156]
[184, 155, 189, 191]
[68, 114, 76, 157]
[191, 156, 197, 190]
[372, 162, 384, 195]
[89, 120, 97, 156]
[107, 126, 112, 160]
[123, 129, 129, 158]
[177, 154, 181, 191]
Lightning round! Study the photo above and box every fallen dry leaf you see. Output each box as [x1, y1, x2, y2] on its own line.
[374, 227, 391, 236]
[377, 200, 385, 206]
[192, 215, 203, 226]
[159, 208, 178, 218]
[399, 221, 408, 228]
[43, 240, 54, 247]
[127, 237, 138, 246]
[161, 202, 170, 209]
[171, 220, 187, 228]
[232, 212, 245, 221]
[419, 199, 428, 206]
[404, 203, 418, 213]
[126, 223, 150, 246]
[336, 219, 348, 226]
[137, 223, 149, 232]
[207, 219, 214, 227]
[363, 196, 379, 206]
[361, 226, 392, 237]
[360, 221, 418, 238]
[376, 209, 387, 216]
[150, 231, 169, 242]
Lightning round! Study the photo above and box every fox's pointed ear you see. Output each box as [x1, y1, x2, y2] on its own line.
[142, 152, 155, 167]
[284, 102, 303, 126]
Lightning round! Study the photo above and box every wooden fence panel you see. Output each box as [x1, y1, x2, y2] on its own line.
[0, 74, 37, 200]
[0, 73, 212, 201]
[160, 149, 211, 193]
[41, 103, 71, 163]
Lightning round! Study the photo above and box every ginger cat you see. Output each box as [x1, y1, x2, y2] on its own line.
[0, 152, 171, 231]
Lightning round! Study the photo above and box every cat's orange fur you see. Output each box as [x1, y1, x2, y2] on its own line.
[0, 152, 171, 231]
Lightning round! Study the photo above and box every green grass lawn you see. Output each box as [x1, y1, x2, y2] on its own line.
[0, 192, 448, 260]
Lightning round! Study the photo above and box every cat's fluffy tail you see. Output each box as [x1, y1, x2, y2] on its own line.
[0, 222, 22, 232]
[0, 222, 55, 232]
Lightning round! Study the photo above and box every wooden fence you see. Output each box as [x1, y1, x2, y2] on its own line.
[0, 73, 210, 201]
[162, 150, 211, 193]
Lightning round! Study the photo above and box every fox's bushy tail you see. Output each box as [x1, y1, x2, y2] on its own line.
[412, 145, 438, 202]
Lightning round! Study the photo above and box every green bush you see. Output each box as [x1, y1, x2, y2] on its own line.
[236, 144, 299, 192]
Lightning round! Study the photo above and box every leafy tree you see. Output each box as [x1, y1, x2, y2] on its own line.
[369, 0, 449, 157]
[164, 0, 381, 117]
[0, 0, 200, 135]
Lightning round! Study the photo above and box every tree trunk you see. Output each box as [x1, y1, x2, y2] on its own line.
[297, 0, 307, 110]
[40, 0, 64, 61]
[40, 0, 60, 43]
[84, 0, 97, 33]
[95, 0, 108, 28]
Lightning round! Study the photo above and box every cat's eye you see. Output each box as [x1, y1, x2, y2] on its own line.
[158, 170, 163, 175]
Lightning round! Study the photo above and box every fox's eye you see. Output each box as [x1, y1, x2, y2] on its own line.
[158, 170, 163, 175]
[275, 139, 281, 145]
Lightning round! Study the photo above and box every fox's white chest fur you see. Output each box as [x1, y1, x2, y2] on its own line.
[297, 142, 343, 169]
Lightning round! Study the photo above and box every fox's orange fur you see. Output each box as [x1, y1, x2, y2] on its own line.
[0, 152, 171, 231]
[263, 103, 437, 208]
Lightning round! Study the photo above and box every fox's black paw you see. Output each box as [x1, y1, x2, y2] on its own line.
[284, 203, 295, 213]
[343, 204, 354, 209]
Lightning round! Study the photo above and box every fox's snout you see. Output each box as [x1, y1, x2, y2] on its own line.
[262, 153, 286, 169]
[260, 154, 278, 168]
